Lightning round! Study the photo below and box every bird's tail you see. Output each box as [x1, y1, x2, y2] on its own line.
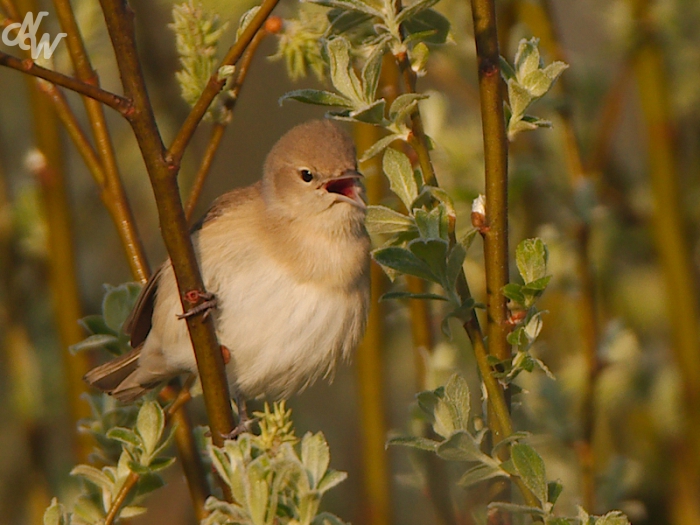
[83, 347, 155, 402]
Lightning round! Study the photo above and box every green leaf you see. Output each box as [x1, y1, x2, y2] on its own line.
[511, 443, 547, 504]
[309, 0, 383, 18]
[444, 374, 470, 431]
[69, 333, 119, 355]
[280, 89, 353, 107]
[136, 401, 165, 458]
[102, 283, 142, 332]
[383, 148, 418, 210]
[78, 314, 115, 335]
[436, 431, 488, 461]
[107, 427, 141, 449]
[499, 55, 516, 81]
[396, 0, 440, 24]
[514, 38, 541, 80]
[43, 498, 68, 525]
[373, 246, 437, 282]
[523, 275, 551, 292]
[507, 78, 532, 121]
[317, 470, 347, 494]
[349, 99, 387, 124]
[515, 238, 548, 284]
[408, 238, 449, 285]
[389, 93, 428, 123]
[594, 511, 631, 525]
[445, 243, 466, 294]
[416, 389, 440, 418]
[458, 463, 507, 488]
[328, 37, 364, 103]
[488, 502, 545, 516]
[362, 44, 385, 102]
[502, 283, 525, 305]
[401, 8, 450, 45]
[365, 205, 415, 235]
[359, 134, 402, 162]
[548, 480, 564, 504]
[71, 464, 114, 491]
[414, 208, 443, 240]
[302, 432, 330, 489]
[380, 291, 448, 301]
[327, 9, 373, 34]
[386, 435, 439, 451]
[148, 456, 176, 472]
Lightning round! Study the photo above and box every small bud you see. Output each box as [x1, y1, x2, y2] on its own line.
[24, 148, 47, 174]
[264, 15, 283, 34]
[217, 65, 235, 81]
[471, 194, 488, 232]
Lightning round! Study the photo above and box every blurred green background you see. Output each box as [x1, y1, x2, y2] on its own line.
[2, 0, 700, 523]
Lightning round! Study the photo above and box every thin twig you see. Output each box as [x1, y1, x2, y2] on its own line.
[104, 471, 140, 525]
[52, 0, 150, 282]
[184, 28, 269, 221]
[0, 51, 132, 114]
[167, 0, 281, 169]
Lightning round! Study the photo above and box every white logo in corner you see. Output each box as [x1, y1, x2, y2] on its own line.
[2, 12, 67, 60]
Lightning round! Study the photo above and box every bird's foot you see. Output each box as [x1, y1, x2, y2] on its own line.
[177, 290, 217, 320]
[222, 416, 256, 440]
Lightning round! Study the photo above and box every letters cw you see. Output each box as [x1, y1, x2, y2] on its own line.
[2, 12, 67, 60]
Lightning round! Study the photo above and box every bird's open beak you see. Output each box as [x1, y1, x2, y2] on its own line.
[323, 171, 366, 209]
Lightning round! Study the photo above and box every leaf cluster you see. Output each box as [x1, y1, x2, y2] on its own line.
[70, 282, 141, 357]
[494, 238, 555, 383]
[45, 402, 176, 525]
[204, 402, 347, 525]
[501, 38, 568, 140]
[389, 375, 630, 524]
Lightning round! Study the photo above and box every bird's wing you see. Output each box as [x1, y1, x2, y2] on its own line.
[124, 265, 163, 348]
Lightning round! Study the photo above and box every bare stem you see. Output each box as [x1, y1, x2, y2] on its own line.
[470, 0, 510, 366]
[104, 471, 140, 525]
[354, 122, 393, 525]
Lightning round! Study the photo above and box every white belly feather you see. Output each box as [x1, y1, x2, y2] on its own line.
[145, 246, 366, 400]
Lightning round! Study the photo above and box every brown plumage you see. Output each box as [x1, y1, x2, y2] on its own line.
[84, 120, 370, 404]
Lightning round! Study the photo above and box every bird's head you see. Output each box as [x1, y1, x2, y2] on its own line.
[261, 120, 366, 225]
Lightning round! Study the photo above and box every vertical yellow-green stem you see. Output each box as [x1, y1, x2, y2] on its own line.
[470, 0, 510, 369]
[354, 123, 392, 525]
[629, 1, 700, 518]
[16, 0, 92, 463]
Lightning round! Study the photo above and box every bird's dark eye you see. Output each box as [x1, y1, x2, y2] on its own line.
[299, 169, 314, 183]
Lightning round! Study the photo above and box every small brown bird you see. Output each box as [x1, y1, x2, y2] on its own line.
[84, 120, 370, 407]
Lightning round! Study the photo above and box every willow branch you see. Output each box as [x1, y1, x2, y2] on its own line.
[167, 0, 280, 169]
[52, 0, 149, 281]
[470, 0, 510, 366]
[354, 122, 393, 525]
[628, 5, 700, 520]
[0, 51, 131, 114]
[185, 27, 269, 221]
[104, 471, 139, 525]
[98, 0, 235, 468]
